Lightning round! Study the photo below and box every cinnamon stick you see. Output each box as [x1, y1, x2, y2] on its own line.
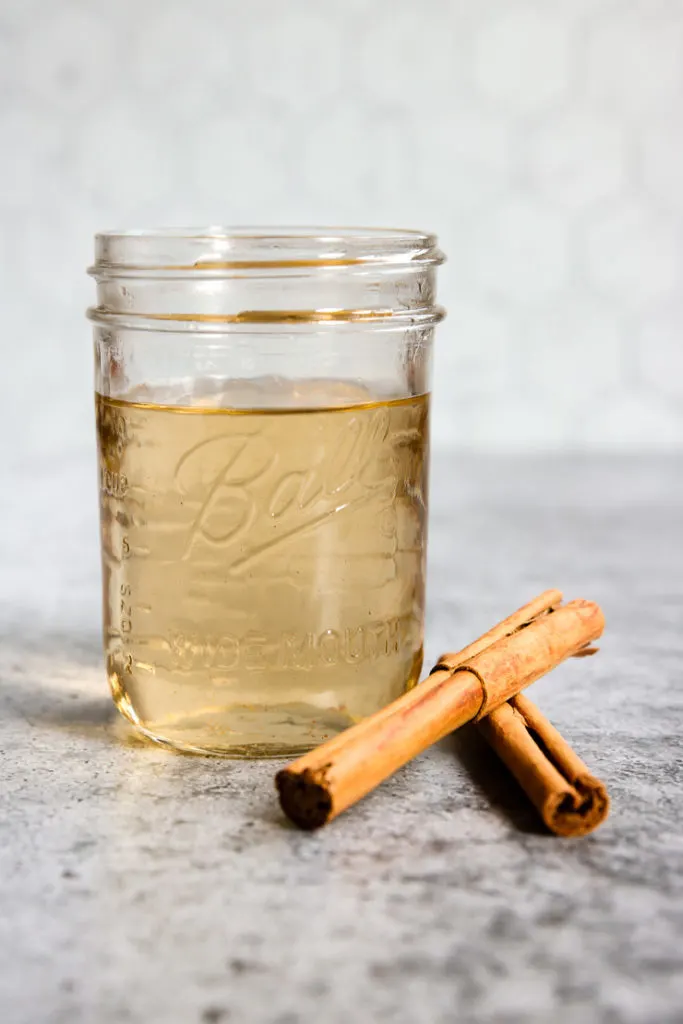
[429, 589, 608, 834]
[433, 588, 564, 670]
[276, 595, 604, 829]
[477, 694, 609, 836]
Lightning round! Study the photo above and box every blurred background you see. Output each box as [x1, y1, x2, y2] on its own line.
[1, 0, 682, 466]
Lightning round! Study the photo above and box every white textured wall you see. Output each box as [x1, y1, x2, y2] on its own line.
[1, 0, 682, 456]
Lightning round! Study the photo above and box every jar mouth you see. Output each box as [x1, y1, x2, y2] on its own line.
[90, 226, 445, 274]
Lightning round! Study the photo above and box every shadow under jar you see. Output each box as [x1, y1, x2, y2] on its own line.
[89, 227, 445, 756]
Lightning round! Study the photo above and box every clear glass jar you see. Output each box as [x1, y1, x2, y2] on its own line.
[88, 227, 445, 756]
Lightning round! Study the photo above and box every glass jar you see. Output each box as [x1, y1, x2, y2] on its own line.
[88, 227, 445, 756]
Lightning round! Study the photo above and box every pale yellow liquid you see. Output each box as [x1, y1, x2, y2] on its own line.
[96, 379, 429, 755]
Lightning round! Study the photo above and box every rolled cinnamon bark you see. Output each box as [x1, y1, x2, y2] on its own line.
[276, 596, 604, 829]
[433, 588, 563, 671]
[477, 693, 609, 836]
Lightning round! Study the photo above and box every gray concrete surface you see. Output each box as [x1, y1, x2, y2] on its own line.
[1, 454, 682, 1024]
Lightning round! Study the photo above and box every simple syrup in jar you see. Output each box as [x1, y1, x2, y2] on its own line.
[89, 228, 445, 755]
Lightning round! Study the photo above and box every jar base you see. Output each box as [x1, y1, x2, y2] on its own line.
[108, 649, 423, 758]
[112, 696, 359, 759]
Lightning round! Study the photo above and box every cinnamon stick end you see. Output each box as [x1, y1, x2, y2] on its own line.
[276, 767, 333, 830]
[545, 775, 610, 837]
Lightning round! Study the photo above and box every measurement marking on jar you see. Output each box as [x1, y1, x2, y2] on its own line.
[133, 659, 155, 674]
[100, 467, 129, 499]
[120, 537, 151, 561]
[120, 584, 132, 635]
[105, 631, 173, 653]
[127, 634, 172, 650]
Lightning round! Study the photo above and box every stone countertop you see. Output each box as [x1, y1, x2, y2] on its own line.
[1, 453, 682, 1024]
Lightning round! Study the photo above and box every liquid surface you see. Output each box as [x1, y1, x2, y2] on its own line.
[96, 378, 429, 755]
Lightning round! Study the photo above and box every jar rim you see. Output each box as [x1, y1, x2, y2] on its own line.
[90, 225, 445, 274]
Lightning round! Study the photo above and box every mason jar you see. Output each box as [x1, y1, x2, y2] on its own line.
[88, 227, 445, 756]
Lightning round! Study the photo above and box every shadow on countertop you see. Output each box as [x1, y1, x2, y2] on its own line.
[446, 725, 548, 835]
[0, 624, 121, 740]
